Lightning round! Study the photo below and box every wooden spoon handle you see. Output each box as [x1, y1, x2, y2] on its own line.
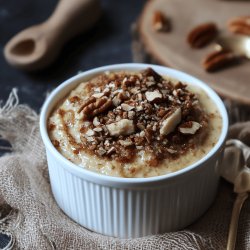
[4, 0, 101, 71]
[226, 192, 248, 250]
[46, 0, 101, 42]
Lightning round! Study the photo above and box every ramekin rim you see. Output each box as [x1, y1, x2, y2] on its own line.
[40, 63, 228, 184]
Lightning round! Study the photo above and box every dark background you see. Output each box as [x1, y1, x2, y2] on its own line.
[0, 0, 147, 112]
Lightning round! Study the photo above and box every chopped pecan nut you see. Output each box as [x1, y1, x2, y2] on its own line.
[228, 16, 250, 35]
[82, 97, 113, 119]
[152, 11, 170, 32]
[160, 107, 181, 135]
[157, 108, 169, 118]
[187, 22, 218, 48]
[202, 49, 238, 72]
[69, 96, 81, 103]
[48, 123, 56, 131]
[112, 92, 129, 106]
[145, 128, 153, 143]
[142, 68, 162, 82]
[77, 96, 96, 113]
[52, 139, 60, 148]
[179, 121, 201, 134]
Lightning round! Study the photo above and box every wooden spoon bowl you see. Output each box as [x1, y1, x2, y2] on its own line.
[4, 0, 101, 71]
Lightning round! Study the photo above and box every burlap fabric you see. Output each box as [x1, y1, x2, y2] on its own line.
[0, 90, 249, 250]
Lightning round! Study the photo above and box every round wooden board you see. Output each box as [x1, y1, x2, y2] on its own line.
[139, 0, 250, 104]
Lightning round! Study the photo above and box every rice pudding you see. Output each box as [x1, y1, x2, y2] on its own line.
[48, 68, 222, 177]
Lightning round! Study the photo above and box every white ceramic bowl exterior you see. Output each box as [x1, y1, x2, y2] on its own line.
[40, 64, 228, 238]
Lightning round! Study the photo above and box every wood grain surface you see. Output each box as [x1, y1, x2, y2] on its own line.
[139, 0, 250, 104]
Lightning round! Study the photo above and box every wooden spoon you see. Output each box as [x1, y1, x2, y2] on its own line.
[4, 0, 101, 71]
[219, 139, 250, 250]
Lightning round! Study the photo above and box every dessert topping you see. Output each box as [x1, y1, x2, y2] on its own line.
[60, 68, 208, 165]
[160, 108, 181, 136]
[106, 119, 135, 136]
[179, 121, 201, 134]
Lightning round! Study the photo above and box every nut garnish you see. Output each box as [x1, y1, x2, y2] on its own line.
[60, 68, 208, 166]
[121, 103, 134, 111]
[152, 11, 170, 32]
[160, 107, 181, 135]
[228, 16, 250, 35]
[179, 121, 201, 134]
[106, 119, 135, 136]
[81, 96, 113, 119]
[202, 49, 238, 72]
[145, 90, 162, 102]
[187, 22, 218, 48]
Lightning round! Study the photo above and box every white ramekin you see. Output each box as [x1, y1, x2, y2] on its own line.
[40, 63, 228, 238]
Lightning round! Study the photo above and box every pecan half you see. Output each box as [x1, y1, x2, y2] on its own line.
[82, 96, 113, 119]
[187, 22, 218, 48]
[228, 16, 250, 35]
[202, 49, 238, 72]
[152, 11, 170, 32]
[77, 96, 96, 113]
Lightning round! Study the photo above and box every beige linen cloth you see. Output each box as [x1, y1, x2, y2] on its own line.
[0, 90, 249, 250]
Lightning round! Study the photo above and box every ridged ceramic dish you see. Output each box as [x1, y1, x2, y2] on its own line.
[40, 63, 228, 238]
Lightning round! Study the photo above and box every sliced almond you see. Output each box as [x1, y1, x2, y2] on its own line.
[145, 90, 162, 102]
[179, 121, 201, 134]
[160, 108, 181, 135]
[112, 96, 121, 106]
[146, 81, 156, 87]
[93, 117, 100, 126]
[86, 129, 95, 136]
[121, 103, 134, 111]
[92, 93, 104, 98]
[106, 147, 116, 155]
[119, 139, 133, 147]
[93, 127, 102, 132]
[97, 147, 106, 156]
[166, 148, 177, 154]
[106, 119, 135, 137]
[136, 105, 143, 111]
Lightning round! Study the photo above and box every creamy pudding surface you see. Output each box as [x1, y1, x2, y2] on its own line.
[48, 68, 222, 177]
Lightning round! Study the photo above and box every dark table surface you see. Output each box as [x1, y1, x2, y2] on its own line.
[0, 0, 147, 112]
[0, 1, 147, 247]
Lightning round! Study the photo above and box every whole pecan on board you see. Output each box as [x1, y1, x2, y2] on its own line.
[202, 49, 239, 72]
[228, 16, 250, 36]
[152, 11, 171, 32]
[187, 22, 218, 48]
